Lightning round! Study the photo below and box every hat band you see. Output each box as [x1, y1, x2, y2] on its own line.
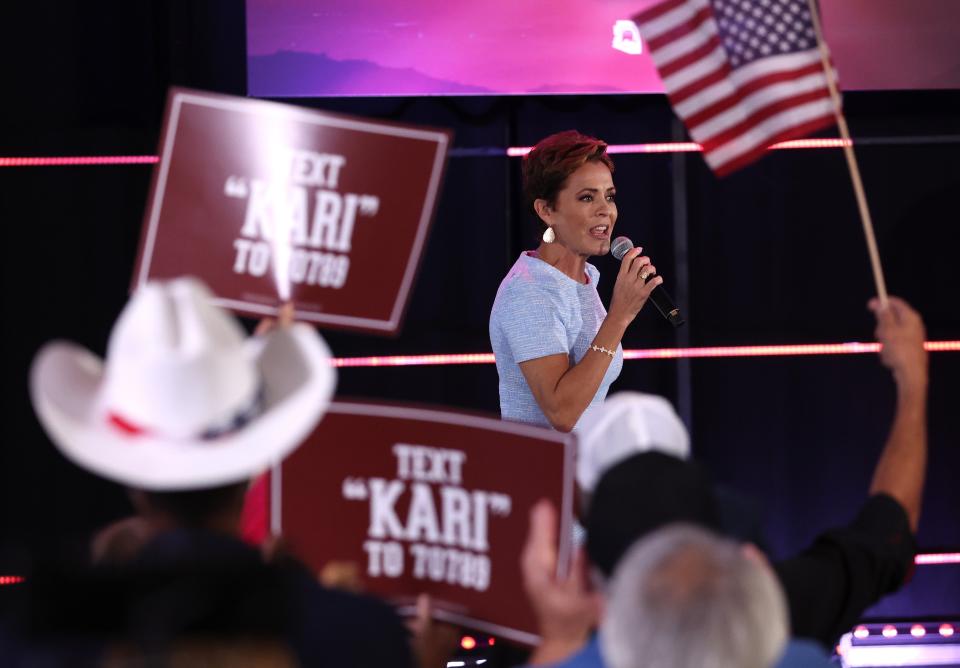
[106, 381, 266, 441]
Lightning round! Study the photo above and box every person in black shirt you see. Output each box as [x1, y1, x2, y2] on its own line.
[523, 297, 927, 661]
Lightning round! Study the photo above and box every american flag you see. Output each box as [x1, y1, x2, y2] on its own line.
[634, 0, 838, 175]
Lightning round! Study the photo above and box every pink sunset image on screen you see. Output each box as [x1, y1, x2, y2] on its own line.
[247, 0, 667, 96]
[246, 0, 960, 97]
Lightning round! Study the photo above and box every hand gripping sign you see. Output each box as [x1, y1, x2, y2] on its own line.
[273, 401, 574, 644]
[133, 88, 450, 334]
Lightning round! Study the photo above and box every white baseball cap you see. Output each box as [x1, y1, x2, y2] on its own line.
[576, 392, 690, 492]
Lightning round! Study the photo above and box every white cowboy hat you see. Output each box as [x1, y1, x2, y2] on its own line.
[29, 277, 336, 491]
[576, 391, 690, 493]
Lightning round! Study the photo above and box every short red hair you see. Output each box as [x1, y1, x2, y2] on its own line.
[522, 130, 615, 228]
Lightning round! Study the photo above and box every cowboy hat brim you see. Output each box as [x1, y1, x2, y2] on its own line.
[30, 324, 336, 491]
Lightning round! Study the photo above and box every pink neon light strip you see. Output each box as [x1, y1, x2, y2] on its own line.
[335, 353, 496, 368]
[772, 138, 852, 149]
[1, 139, 856, 166]
[607, 142, 702, 154]
[620, 342, 883, 360]
[0, 576, 24, 586]
[506, 138, 851, 157]
[915, 552, 960, 566]
[332, 341, 960, 368]
[0, 155, 160, 167]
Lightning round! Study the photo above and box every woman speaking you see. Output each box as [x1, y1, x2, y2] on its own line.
[489, 131, 661, 432]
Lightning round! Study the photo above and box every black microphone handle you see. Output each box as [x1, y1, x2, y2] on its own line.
[611, 235, 685, 328]
[646, 281, 685, 328]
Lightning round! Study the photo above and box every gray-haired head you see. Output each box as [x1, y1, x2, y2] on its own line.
[599, 524, 788, 668]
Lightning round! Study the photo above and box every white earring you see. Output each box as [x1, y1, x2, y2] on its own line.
[542, 227, 556, 243]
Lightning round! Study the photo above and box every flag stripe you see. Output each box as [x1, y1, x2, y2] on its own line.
[659, 35, 723, 78]
[650, 18, 720, 67]
[647, 6, 714, 51]
[687, 67, 828, 134]
[699, 87, 832, 151]
[724, 49, 825, 89]
[634, 0, 691, 25]
[662, 45, 727, 91]
[674, 51, 825, 116]
[708, 98, 837, 170]
[641, 0, 711, 40]
[713, 114, 838, 176]
[669, 64, 733, 106]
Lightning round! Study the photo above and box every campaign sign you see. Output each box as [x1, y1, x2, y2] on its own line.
[274, 402, 574, 644]
[133, 88, 450, 334]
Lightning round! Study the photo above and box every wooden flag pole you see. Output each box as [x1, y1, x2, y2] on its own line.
[806, 0, 888, 305]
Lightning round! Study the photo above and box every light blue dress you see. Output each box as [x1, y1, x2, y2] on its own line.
[489, 252, 623, 430]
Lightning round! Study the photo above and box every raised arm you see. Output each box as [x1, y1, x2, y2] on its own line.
[521, 499, 601, 665]
[867, 296, 928, 532]
[519, 248, 661, 432]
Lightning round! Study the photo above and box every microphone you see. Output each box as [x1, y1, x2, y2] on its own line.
[611, 236, 685, 328]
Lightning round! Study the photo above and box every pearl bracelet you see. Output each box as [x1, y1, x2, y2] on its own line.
[589, 344, 616, 358]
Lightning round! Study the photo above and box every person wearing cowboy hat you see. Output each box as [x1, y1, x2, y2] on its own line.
[17, 277, 417, 666]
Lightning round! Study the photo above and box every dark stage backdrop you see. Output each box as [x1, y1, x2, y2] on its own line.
[3, 1, 958, 619]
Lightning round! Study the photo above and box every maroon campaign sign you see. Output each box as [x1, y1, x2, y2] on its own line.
[274, 402, 574, 644]
[133, 88, 450, 334]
